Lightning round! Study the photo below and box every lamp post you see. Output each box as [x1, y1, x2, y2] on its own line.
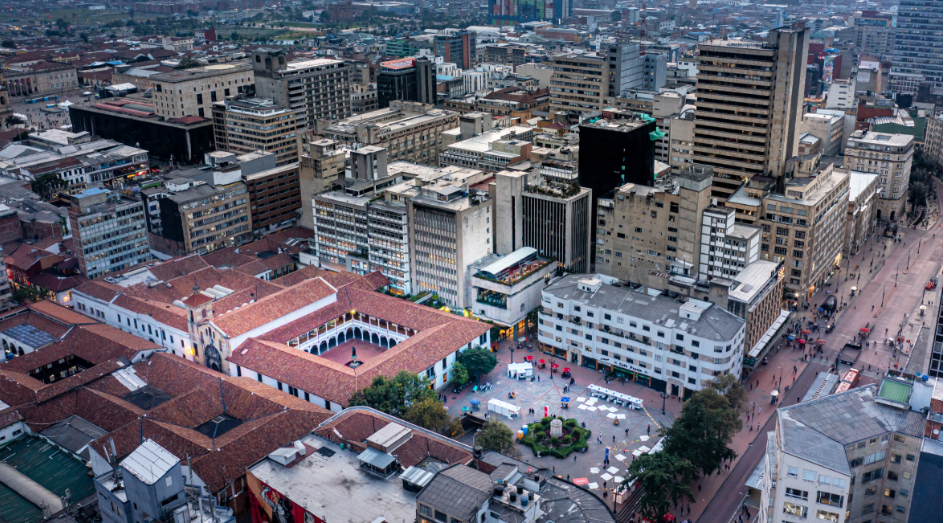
[472, 428, 482, 447]
[660, 392, 669, 415]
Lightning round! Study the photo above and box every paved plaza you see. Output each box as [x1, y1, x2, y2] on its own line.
[447, 341, 678, 500]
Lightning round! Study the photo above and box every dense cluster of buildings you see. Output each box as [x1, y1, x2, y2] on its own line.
[0, 2, 941, 523]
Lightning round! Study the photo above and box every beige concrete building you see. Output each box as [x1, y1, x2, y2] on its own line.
[321, 102, 458, 164]
[212, 98, 299, 167]
[147, 164, 253, 256]
[298, 139, 347, 229]
[800, 112, 845, 157]
[926, 116, 943, 169]
[846, 171, 880, 256]
[252, 51, 351, 130]
[150, 62, 254, 119]
[548, 52, 611, 113]
[692, 27, 810, 201]
[760, 156, 849, 302]
[844, 131, 913, 222]
[595, 165, 715, 289]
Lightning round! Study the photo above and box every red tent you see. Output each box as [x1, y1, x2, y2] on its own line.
[551, 363, 559, 369]
[525, 355, 534, 362]
[860, 328, 871, 333]
[538, 359, 546, 364]
[798, 339, 806, 345]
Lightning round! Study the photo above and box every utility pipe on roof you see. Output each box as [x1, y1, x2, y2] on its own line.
[0, 460, 64, 513]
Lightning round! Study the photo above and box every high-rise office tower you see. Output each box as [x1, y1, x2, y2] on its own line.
[252, 50, 352, 129]
[376, 57, 436, 108]
[548, 43, 644, 113]
[691, 27, 809, 201]
[889, 0, 943, 96]
[212, 98, 299, 166]
[433, 31, 476, 69]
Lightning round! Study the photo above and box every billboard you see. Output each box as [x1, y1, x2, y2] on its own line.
[822, 55, 834, 85]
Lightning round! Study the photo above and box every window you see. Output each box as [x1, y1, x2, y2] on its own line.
[817, 492, 844, 508]
[862, 468, 884, 483]
[887, 470, 898, 481]
[802, 470, 817, 481]
[815, 510, 839, 523]
[864, 486, 877, 497]
[434, 510, 448, 523]
[898, 489, 908, 497]
[419, 505, 432, 517]
[817, 474, 831, 485]
[788, 466, 799, 477]
[786, 488, 808, 501]
[905, 454, 915, 462]
[783, 503, 808, 518]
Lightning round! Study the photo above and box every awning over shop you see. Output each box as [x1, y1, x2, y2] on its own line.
[748, 310, 791, 358]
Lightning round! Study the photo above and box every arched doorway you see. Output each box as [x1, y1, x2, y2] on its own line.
[380, 336, 388, 348]
[338, 332, 346, 344]
[319, 341, 328, 354]
[328, 337, 337, 348]
[371, 333, 380, 345]
[354, 327, 362, 340]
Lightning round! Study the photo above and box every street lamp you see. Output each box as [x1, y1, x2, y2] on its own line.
[660, 392, 669, 415]
[472, 428, 482, 447]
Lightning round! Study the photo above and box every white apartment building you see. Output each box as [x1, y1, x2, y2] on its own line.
[825, 80, 855, 110]
[700, 207, 762, 281]
[538, 274, 746, 398]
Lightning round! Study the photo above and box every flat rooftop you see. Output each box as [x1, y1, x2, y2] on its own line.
[248, 435, 417, 523]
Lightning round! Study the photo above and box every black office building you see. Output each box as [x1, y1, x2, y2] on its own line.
[578, 112, 656, 247]
[377, 57, 436, 108]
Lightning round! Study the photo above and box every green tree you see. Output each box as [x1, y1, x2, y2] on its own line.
[348, 370, 437, 416]
[705, 373, 748, 413]
[55, 18, 69, 30]
[402, 397, 464, 438]
[662, 379, 741, 476]
[1, 40, 15, 49]
[79, 32, 88, 43]
[230, 30, 240, 41]
[13, 285, 45, 304]
[908, 180, 929, 215]
[477, 421, 516, 455]
[456, 347, 497, 381]
[30, 173, 67, 200]
[624, 452, 696, 522]
[177, 57, 201, 69]
[449, 362, 469, 387]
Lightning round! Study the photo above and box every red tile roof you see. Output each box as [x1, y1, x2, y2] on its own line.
[211, 277, 337, 337]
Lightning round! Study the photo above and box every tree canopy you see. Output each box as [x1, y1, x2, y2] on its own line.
[623, 451, 696, 522]
[456, 347, 497, 380]
[477, 421, 516, 455]
[402, 398, 464, 438]
[662, 377, 742, 476]
[348, 370, 437, 417]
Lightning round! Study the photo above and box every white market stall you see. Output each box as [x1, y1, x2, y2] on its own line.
[507, 362, 533, 379]
[487, 398, 521, 418]
[587, 384, 644, 409]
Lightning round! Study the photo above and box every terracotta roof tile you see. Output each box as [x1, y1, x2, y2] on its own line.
[147, 255, 210, 281]
[211, 278, 337, 337]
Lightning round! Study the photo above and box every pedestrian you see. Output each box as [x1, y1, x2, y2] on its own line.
[573, 454, 577, 462]
[647, 424, 651, 435]
[757, 421, 760, 430]
[537, 375, 540, 382]
[698, 484, 701, 492]
[613, 435, 616, 443]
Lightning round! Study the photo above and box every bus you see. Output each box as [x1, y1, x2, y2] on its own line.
[835, 368, 861, 394]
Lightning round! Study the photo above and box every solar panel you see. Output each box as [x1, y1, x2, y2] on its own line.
[3, 324, 58, 347]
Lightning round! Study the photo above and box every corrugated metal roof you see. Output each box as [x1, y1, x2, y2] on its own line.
[120, 439, 178, 485]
